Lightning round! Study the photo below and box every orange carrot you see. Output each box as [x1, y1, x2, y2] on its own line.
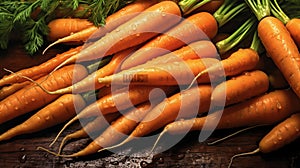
[0, 81, 30, 101]
[259, 112, 300, 153]
[123, 40, 219, 71]
[258, 16, 300, 98]
[99, 48, 259, 86]
[98, 85, 213, 152]
[39, 102, 154, 157]
[0, 94, 86, 141]
[47, 18, 94, 42]
[57, 113, 120, 154]
[44, 0, 159, 51]
[51, 1, 182, 73]
[50, 85, 177, 146]
[0, 46, 82, 87]
[159, 89, 300, 135]
[0, 64, 88, 124]
[120, 12, 218, 70]
[191, 48, 260, 86]
[228, 112, 300, 167]
[286, 18, 300, 47]
[98, 58, 219, 86]
[45, 47, 137, 95]
[211, 70, 269, 106]
[270, 0, 300, 48]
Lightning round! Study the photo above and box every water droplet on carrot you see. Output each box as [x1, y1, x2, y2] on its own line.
[15, 107, 19, 110]
[132, 24, 137, 31]
[31, 98, 36, 102]
[276, 103, 282, 109]
[45, 116, 50, 121]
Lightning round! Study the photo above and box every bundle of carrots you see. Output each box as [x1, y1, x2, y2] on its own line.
[0, 0, 300, 167]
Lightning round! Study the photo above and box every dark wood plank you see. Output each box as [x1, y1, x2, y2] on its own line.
[0, 43, 299, 168]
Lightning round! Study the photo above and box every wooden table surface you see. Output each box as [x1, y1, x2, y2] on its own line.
[0, 42, 299, 168]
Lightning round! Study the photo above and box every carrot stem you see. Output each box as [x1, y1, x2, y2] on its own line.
[179, 0, 212, 15]
[213, 0, 247, 27]
[244, 0, 270, 21]
[250, 30, 262, 53]
[216, 16, 257, 54]
[270, 0, 290, 24]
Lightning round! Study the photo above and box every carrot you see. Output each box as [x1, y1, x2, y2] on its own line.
[211, 70, 269, 106]
[120, 40, 218, 72]
[157, 89, 300, 136]
[57, 113, 120, 154]
[0, 64, 88, 124]
[0, 81, 30, 101]
[142, 40, 218, 66]
[258, 16, 300, 98]
[270, 0, 300, 48]
[190, 48, 260, 87]
[120, 11, 218, 70]
[51, 1, 182, 73]
[286, 18, 300, 47]
[47, 18, 94, 42]
[49, 85, 177, 147]
[44, 47, 137, 95]
[0, 94, 86, 141]
[98, 85, 213, 152]
[0, 46, 82, 87]
[258, 112, 300, 153]
[228, 112, 300, 168]
[39, 102, 154, 157]
[98, 58, 219, 86]
[43, 0, 159, 52]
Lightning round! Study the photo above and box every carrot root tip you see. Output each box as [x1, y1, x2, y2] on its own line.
[228, 148, 260, 168]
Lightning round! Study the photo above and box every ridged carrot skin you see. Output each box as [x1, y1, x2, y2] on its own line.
[98, 58, 219, 86]
[286, 18, 300, 48]
[55, 1, 182, 71]
[48, 47, 137, 95]
[57, 102, 153, 157]
[0, 81, 30, 101]
[47, 18, 94, 41]
[0, 64, 88, 124]
[211, 70, 269, 106]
[258, 16, 300, 98]
[124, 40, 219, 70]
[259, 112, 300, 153]
[120, 12, 218, 70]
[128, 85, 213, 138]
[164, 89, 300, 135]
[0, 46, 82, 87]
[43, 0, 159, 50]
[0, 94, 86, 141]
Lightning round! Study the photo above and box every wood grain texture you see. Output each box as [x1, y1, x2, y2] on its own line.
[0, 43, 299, 168]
